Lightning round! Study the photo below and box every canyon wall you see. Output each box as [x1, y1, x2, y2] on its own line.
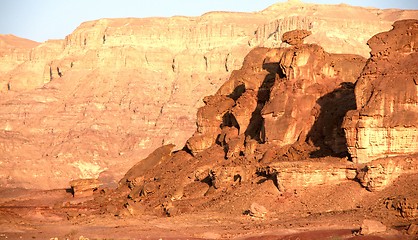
[0, 1, 417, 189]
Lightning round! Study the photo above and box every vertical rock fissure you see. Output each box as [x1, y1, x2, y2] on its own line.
[245, 71, 277, 142]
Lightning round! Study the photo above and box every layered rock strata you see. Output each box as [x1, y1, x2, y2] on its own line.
[343, 19, 418, 163]
[0, 2, 417, 189]
[257, 159, 350, 192]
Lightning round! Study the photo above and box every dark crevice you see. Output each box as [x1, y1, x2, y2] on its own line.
[182, 145, 194, 157]
[220, 112, 239, 133]
[228, 84, 245, 101]
[243, 63, 280, 142]
[307, 82, 356, 158]
[57, 67, 62, 77]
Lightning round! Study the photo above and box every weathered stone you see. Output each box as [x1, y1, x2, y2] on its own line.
[408, 224, 418, 235]
[281, 29, 311, 45]
[230, 91, 259, 135]
[261, 43, 366, 153]
[343, 19, 418, 163]
[356, 161, 402, 192]
[360, 219, 387, 235]
[69, 178, 100, 197]
[186, 95, 235, 155]
[386, 196, 418, 219]
[257, 160, 349, 191]
[248, 202, 268, 218]
[355, 156, 418, 191]
[209, 166, 248, 189]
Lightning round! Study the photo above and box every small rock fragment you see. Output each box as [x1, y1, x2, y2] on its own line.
[407, 223, 418, 235]
[360, 219, 387, 235]
[248, 202, 268, 218]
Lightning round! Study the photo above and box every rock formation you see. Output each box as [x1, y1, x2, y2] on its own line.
[281, 29, 312, 45]
[69, 178, 101, 197]
[104, 21, 418, 218]
[187, 31, 367, 158]
[343, 19, 418, 163]
[261, 38, 365, 154]
[0, 2, 417, 189]
[103, 32, 354, 216]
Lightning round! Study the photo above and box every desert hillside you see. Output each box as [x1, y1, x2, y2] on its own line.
[0, 18, 416, 240]
[0, 1, 417, 189]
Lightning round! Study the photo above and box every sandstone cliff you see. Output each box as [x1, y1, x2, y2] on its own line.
[0, 1, 417, 189]
[343, 19, 418, 163]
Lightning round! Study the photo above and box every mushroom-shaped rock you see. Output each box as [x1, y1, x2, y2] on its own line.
[281, 29, 312, 46]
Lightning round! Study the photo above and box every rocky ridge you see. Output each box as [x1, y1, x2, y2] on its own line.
[98, 21, 418, 221]
[0, 1, 417, 189]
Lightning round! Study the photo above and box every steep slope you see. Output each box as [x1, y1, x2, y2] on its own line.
[0, 35, 42, 90]
[0, 1, 417, 189]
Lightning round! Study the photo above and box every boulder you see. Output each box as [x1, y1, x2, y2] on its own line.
[408, 224, 418, 235]
[247, 202, 268, 218]
[281, 29, 311, 45]
[69, 178, 100, 197]
[360, 219, 387, 235]
[356, 161, 402, 192]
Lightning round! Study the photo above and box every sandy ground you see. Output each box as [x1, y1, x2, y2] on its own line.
[0, 175, 416, 240]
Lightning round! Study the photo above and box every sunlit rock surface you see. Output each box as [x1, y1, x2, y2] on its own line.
[343, 19, 418, 164]
[0, 2, 417, 189]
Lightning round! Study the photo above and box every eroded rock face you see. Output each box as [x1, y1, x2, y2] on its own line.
[261, 43, 366, 154]
[186, 42, 366, 158]
[257, 160, 349, 192]
[102, 26, 418, 218]
[355, 158, 404, 191]
[111, 33, 369, 216]
[186, 95, 235, 155]
[386, 195, 418, 220]
[0, 3, 417, 189]
[343, 19, 418, 163]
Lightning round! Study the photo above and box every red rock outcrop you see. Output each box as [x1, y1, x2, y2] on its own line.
[343, 19, 418, 163]
[261, 43, 365, 154]
[105, 31, 371, 217]
[109, 22, 418, 218]
[188, 37, 367, 158]
[0, 2, 417, 189]
[281, 29, 312, 45]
